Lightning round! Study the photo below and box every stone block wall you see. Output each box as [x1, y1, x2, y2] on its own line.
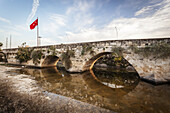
[2, 38, 170, 83]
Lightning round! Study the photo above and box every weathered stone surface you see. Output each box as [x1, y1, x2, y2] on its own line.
[95, 63, 108, 67]
[2, 38, 170, 84]
[126, 66, 136, 72]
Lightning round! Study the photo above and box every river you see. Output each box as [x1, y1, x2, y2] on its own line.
[3, 66, 169, 113]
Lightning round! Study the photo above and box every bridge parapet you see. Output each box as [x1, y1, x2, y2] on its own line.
[2, 38, 170, 84]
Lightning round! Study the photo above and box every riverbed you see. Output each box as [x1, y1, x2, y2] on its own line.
[0, 65, 170, 113]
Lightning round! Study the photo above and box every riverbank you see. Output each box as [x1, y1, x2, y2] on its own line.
[0, 65, 114, 113]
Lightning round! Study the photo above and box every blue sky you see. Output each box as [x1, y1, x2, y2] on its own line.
[0, 0, 170, 48]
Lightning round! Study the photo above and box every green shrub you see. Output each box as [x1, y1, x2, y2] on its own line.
[15, 43, 33, 63]
[81, 45, 95, 56]
[0, 42, 3, 51]
[128, 45, 139, 53]
[49, 46, 57, 56]
[31, 50, 43, 65]
[0, 42, 3, 47]
[60, 48, 75, 69]
[111, 46, 124, 57]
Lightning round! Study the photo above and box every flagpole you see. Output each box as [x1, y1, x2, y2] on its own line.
[37, 17, 39, 46]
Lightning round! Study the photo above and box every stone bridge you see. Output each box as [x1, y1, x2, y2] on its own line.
[2, 38, 170, 84]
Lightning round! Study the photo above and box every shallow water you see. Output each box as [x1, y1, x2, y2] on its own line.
[11, 67, 170, 113]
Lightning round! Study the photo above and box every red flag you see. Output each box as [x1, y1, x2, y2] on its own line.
[30, 19, 38, 30]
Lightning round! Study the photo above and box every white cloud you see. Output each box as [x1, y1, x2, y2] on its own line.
[41, 37, 58, 45]
[0, 28, 21, 36]
[66, 0, 95, 32]
[135, 6, 153, 16]
[73, 13, 94, 31]
[66, 0, 95, 14]
[63, 0, 170, 42]
[135, 0, 168, 16]
[0, 23, 38, 48]
[7, 24, 28, 32]
[26, 0, 39, 24]
[0, 17, 11, 24]
[22, 37, 58, 47]
[42, 14, 66, 34]
[50, 14, 66, 26]
[39, 0, 96, 44]
[60, 27, 116, 43]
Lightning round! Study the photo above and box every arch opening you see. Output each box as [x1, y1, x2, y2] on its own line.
[83, 52, 137, 73]
[42, 55, 60, 67]
[83, 52, 140, 97]
[0, 52, 8, 62]
[41, 55, 66, 70]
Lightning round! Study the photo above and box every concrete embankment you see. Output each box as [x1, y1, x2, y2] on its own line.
[0, 65, 114, 113]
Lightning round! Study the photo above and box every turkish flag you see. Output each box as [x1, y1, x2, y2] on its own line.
[30, 19, 38, 30]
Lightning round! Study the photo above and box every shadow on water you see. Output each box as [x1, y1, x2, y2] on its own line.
[11, 67, 140, 111]
[83, 69, 139, 98]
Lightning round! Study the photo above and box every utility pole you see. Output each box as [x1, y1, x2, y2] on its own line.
[39, 36, 41, 46]
[6, 37, 8, 49]
[115, 27, 118, 38]
[10, 35, 12, 49]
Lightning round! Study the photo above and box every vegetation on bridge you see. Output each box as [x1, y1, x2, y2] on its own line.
[111, 47, 128, 68]
[15, 43, 45, 64]
[81, 45, 96, 56]
[129, 42, 170, 58]
[96, 54, 130, 69]
[60, 48, 75, 69]
[31, 50, 44, 65]
[15, 43, 33, 63]
[0, 42, 4, 62]
[111, 46, 124, 57]
[47, 46, 59, 56]
[0, 42, 3, 52]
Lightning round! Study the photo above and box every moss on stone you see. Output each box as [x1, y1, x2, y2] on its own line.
[60, 48, 75, 70]
[31, 50, 44, 65]
[15, 43, 33, 63]
[130, 43, 170, 58]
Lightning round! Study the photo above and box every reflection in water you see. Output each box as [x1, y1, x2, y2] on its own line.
[12, 67, 170, 113]
[93, 69, 140, 90]
[13, 67, 139, 111]
[83, 69, 139, 98]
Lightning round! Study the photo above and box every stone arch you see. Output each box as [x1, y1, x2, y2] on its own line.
[83, 52, 111, 71]
[41, 55, 60, 67]
[0, 52, 8, 62]
[83, 52, 137, 72]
